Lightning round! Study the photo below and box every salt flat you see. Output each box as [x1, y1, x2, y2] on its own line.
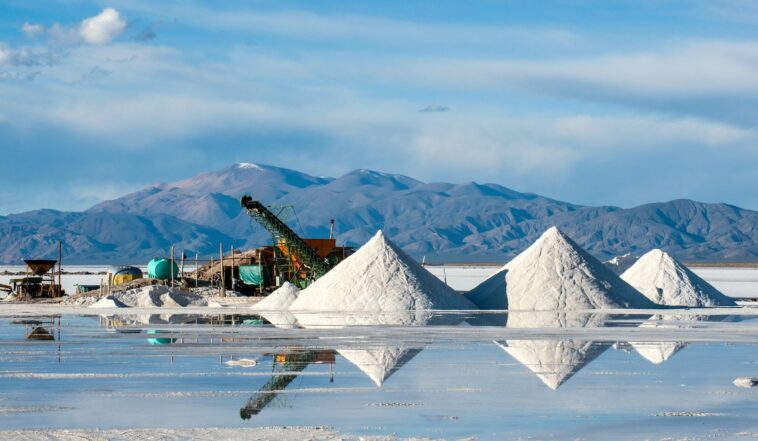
[0, 265, 755, 440]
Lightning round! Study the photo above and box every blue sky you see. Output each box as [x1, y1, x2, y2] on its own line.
[1, 0, 758, 214]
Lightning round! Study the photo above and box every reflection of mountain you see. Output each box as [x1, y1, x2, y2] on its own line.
[497, 311, 611, 390]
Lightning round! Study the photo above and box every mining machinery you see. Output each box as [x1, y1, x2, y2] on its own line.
[240, 195, 350, 288]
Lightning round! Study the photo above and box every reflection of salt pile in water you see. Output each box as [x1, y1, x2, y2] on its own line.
[290, 230, 474, 326]
[290, 230, 472, 385]
[497, 311, 610, 390]
[249, 282, 300, 329]
[629, 314, 687, 364]
[621, 249, 736, 307]
[338, 346, 421, 387]
[504, 227, 656, 310]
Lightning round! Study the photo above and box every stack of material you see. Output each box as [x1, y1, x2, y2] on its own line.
[621, 249, 736, 307]
[249, 282, 300, 328]
[466, 227, 656, 312]
[290, 230, 474, 327]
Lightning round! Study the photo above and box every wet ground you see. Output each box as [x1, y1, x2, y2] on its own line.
[0, 308, 756, 440]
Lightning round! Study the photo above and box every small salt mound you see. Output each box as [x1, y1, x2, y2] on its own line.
[604, 253, 639, 275]
[464, 267, 508, 310]
[497, 311, 610, 389]
[250, 282, 301, 329]
[338, 347, 420, 387]
[290, 230, 475, 319]
[504, 227, 656, 311]
[251, 282, 300, 310]
[89, 296, 128, 308]
[108, 285, 208, 308]
[620, 249, 736, 307]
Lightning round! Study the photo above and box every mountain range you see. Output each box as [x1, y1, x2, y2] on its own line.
[1, 162, 757, 263]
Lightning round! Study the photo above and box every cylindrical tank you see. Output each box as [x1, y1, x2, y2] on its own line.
[108, 265, 144, 286]
[146, 258, 179, 280]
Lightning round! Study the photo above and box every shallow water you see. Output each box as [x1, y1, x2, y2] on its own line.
[0, 310, 756, 440]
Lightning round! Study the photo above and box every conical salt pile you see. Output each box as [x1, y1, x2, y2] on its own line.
[250, 282, 300, 328]
[504, 227, 657, 311]
[338, 347, 421, 387]
[620, 249, 736, 307]
[497, 311, 610, 389]
[89, 296, 128, 308]
[290, 230, 475, 318]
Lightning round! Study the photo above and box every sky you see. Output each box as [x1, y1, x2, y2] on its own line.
[1, 0, 758, 214]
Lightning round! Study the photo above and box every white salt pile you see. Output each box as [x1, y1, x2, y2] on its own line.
[250, 282, 301, 329]
[225, 358, 258, 368]
[290, 230, 475, 326]
[497, 311, 610, 389]
[604, 253, 639, 275]
[504, 227, 656, 311]
[95, 285, 208, 308]
[464, 267, 508, 310]
[621, 249, 736, 307]
[89, 296, 128, 309]
[734, 377, 758, 388]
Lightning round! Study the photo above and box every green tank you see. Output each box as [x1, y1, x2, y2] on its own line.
[146, 258, 179, 280]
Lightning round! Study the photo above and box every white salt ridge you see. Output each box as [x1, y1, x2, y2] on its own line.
[464, 267, 508, 310]
[621, 249, 737, 307]
[98, 285, 209, 308]
[604, 253, 639, 275]
[250, 282, 300, 329]
[89, 296, 127, 308]
[290, 230, 475, 317]
[497, 311, 610, 389]
[504, 227, 657, 311]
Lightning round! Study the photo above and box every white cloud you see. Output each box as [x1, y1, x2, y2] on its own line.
[79, 8, 127, 45]
[22, 22, 45, 38]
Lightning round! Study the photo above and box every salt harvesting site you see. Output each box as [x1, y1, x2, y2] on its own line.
[4, 1, 758, 440]
[0, 224, 756, 440]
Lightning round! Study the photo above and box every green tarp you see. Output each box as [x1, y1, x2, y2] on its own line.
[239, 264, 268, 286]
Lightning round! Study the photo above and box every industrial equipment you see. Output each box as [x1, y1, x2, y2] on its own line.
[108, 265, 143, 286]
[147, 258, 179, 280]
[240, 195, 351, 289]
[9, 260, 63, 299]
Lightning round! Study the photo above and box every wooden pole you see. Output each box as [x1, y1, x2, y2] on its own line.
[57, 241, 62, 297]
[231, 245, 235, 292]
[219, 243, 226, 297]
[210, 257, 214, 287]
[180, 251, 186, 286]
[170, 245, 175, 288]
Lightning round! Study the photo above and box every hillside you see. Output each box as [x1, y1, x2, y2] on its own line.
[1, 163, 757, 263]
